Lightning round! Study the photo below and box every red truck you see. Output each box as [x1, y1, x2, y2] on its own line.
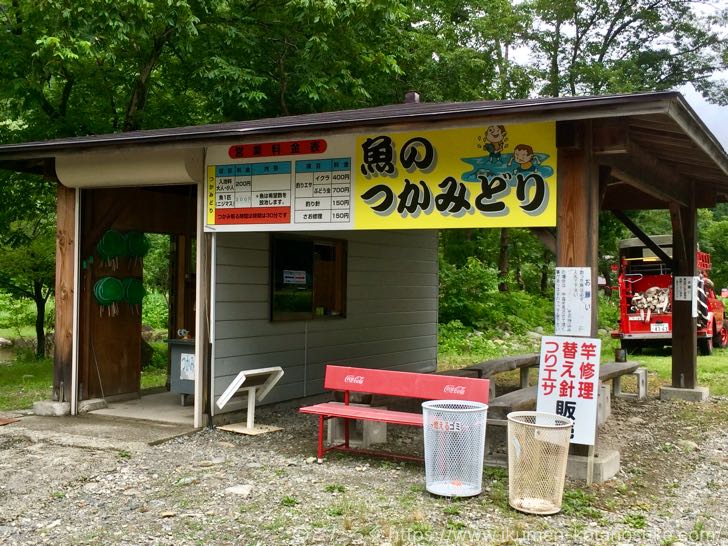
[611, 235, 727, 355]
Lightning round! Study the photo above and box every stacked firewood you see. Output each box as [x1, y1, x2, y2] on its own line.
[630, 286, 670, 321]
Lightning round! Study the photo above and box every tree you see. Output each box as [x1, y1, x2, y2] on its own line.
[0, 0, 415, 355]
[528, 0, 726, 97]
[389, 0, 534, 103]
[0, 171, 56, 356]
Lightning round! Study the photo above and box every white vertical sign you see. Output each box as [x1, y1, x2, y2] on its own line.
[554, 267, 593, 337]
[536, 336, 602, 446]
[674, 276, 699, 317]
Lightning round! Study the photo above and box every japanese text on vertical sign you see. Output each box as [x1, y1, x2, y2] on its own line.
[537, 335, 601, 446]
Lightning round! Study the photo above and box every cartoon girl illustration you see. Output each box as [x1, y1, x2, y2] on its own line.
[509, 143, 539, 171]
[484, 125, 507, 163]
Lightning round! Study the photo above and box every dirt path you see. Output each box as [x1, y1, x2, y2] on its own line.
[0, 395, 726, 545]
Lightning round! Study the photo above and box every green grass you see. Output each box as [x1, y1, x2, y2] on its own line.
[0, 356, 53, 410]
[0, 326, 36, 339]
[628, 348, 728, 395]
[438, 321, 728, 395]
[141, 341, 168, 390]
[0, 340, 169, 408]
[141, 368, 168, 390]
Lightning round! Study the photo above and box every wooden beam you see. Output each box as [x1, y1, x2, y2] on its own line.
[592, 119, 629, 155]
[611, 210, 674, 267]
[600, 141, 690, 207]
[606, 163, 687, 207]
[54, 182, 75, 402]
[529, 228, 556, 254]
[669, 204, 688, 269]
[602, 182, 717, 210]
[556, 121, 583, 151]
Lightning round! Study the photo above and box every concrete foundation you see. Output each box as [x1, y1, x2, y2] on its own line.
[566, 448, 620, 483]
[614, 367, 648, 400]
[32, 400, 71, 417]
[326, 403, 387, 449]
[598, 383, 611, 427]
[78, 398, 107, 414]
[660, 386, 710, 402]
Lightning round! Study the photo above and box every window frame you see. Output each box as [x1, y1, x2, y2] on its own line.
[269, 234, 347, 321]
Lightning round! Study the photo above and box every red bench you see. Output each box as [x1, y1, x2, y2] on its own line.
[299, 365, 490, 462]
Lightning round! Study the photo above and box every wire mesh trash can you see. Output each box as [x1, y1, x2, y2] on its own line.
[422, 400, 488, 497]
[507, 411, 573, 515]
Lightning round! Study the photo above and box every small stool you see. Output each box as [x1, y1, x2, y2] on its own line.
[612, 367, 648, 400]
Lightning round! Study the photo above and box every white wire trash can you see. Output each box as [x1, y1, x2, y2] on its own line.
[507, 411, 573, 515]
[422, 400, 488, 497]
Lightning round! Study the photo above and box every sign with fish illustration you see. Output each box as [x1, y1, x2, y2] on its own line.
[205, 122, 556, 232]
[354, 121, 556, 229]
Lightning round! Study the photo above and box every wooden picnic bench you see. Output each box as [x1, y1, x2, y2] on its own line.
[487, 361, 643, 420]
[463, 353, 540, 395]
[299, 365, 490, 462]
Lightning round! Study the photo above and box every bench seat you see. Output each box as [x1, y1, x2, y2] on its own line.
[299, 402, 424, 427]
[599, 361, 639, 381]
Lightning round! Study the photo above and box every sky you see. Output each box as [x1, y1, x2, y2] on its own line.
[680, 84, 728, 151]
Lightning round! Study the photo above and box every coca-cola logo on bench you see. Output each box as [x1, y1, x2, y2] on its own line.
[344, 375, 365, 385]
[444, 385, 466, 395]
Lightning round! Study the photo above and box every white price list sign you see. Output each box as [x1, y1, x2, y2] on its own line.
[554, 267, 593, 337]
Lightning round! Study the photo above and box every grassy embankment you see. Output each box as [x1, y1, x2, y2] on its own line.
[2, 324, 726, 410]
[0, 340, 168, 410]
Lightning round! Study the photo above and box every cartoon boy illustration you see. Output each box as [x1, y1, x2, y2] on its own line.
[509, 143, 539, 171]
[484, 125, 507, 163]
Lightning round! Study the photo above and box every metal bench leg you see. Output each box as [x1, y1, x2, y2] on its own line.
[344, 418, 350, 448]
[317, 415, 325, 463]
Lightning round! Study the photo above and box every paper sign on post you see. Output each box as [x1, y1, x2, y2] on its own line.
[536, 335, 602, 446]
[554, 267, 593, 337]
[674, 276, 699, 318]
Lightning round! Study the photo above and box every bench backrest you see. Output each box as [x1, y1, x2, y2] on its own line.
[324, 365, 489, 404]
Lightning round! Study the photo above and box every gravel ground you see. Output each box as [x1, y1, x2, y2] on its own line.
[0, 392, 726, 546]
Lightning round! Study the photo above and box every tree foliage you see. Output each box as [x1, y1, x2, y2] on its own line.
[0, 0, 726, 345]
[528, 0, 726, 97]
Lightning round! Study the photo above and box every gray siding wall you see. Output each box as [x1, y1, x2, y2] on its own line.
[213, 230, 438, 412]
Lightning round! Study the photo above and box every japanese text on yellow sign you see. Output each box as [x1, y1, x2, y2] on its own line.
[354, 122, 556, 229]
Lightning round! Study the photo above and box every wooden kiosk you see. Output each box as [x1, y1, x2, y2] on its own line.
[0, 91, 726, 432]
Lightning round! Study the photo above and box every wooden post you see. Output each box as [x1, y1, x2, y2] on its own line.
[556, 120, 599, 334]
[670, 193, 698, 389]
[556, 121, 600, 459]
[54, 182, 76, 402]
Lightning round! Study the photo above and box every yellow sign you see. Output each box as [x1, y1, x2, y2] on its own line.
[354, 122, 556, 229]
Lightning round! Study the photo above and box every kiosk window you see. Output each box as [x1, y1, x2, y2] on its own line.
[271, 236, 346, 321]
